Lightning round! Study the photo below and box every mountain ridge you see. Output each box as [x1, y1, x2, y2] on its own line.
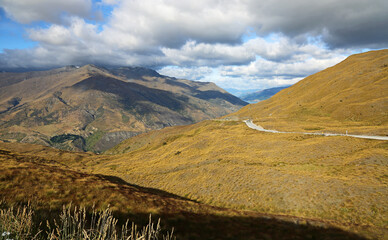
[0, 64, 247, 152]
[241, 85, 292, 103]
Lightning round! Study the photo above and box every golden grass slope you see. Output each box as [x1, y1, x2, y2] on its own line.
[61, 50, 387, 239]
[100, 119, 388, 239]
[231, 49, 388, 135]
[0, 141, 367, 240]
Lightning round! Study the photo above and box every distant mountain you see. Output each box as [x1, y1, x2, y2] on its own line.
[0, 65, 247, 152]
[223, 88, 261, 97]
[240, 85, 291, 103]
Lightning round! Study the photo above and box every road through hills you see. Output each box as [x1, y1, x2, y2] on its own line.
[244, 119, 388, 141]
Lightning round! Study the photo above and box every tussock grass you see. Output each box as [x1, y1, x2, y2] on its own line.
[0, 142, 377, 239]
[100, 120, 388, 239]
[0, 204, 35, 240]
[0, 203, 174, 240]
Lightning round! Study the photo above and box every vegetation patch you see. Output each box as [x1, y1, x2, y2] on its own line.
[121, 111, 130, 123]
[50, 134, 84, 144]
[85, 130, 105, 151]
[0, 132, 27, 142]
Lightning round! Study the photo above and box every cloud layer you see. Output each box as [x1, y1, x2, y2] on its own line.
[0, 0, 387, 89]
[0, 0, 92, 24]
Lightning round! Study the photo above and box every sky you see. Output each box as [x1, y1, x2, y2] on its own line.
[0, 0, 387, 91]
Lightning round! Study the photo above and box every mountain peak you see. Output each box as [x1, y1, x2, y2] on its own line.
[111, 66, 162, 79]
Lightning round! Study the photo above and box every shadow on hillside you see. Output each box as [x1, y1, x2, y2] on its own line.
[0, 149, 373, 240]
[94, 173, 200, 203]
[152, 212, 369, 240]
[71, 174, 371, 239]
[71, 75, 187, 112]
[31, 207, 369, 240]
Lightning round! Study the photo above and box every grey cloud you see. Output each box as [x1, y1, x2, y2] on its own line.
[247, 0, 388, 49]
[106, 0, 388, 50]
[0, 0, 92, 24]
[107, 0, 251, 48]
[158, 66, 213, 80]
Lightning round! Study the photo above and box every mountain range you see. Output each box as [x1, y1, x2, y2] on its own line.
[240, 85, 292, 103]
[0, 65, 247, 152]
[0, 50, 387, 239]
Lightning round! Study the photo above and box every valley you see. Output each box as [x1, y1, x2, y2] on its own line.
[0, 50, 387, 239]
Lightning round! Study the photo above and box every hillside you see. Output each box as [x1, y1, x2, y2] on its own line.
[98, 119, 387, 239]
[241, 85, 291, 103]
[87, 50, 388, 239]
[0, 141, 366, 240]
[0, 65, 247, 152]
[232, 50, 388, 135]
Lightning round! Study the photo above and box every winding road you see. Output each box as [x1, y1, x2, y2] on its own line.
[243, 119, 388, 141]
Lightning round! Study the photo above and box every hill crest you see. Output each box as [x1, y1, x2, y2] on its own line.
[231, 49, 388, 135]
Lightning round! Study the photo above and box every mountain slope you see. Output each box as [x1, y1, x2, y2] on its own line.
[241, 85, 291, 103]
[0, 65, 247, 152]
[0, 141, 366, 240]
[96, 119, 388, 239]
[93, 50, 388, 239]
[232, 49, 388, 135]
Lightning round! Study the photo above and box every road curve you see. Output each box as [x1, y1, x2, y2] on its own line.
[243, 120, 388, 141]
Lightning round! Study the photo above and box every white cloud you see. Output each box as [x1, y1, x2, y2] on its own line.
[159, 43, 349, 90]
[220, 51, 347, 78]
[159, 66, 213, 80]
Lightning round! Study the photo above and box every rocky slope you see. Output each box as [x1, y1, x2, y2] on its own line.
[0, 65, 247, 152]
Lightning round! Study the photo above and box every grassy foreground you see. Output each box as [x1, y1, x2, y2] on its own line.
[0, 203, 173, 240]
[0, 141, 370, 239]
[102, 120, 388, 239]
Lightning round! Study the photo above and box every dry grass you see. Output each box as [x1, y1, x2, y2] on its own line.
[99, 120, 388, 239]
[0, 141, 374, 239]
[230, 49, 388, 136]
[0, 203, 173, 240]
[0, 204, 35, 240]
